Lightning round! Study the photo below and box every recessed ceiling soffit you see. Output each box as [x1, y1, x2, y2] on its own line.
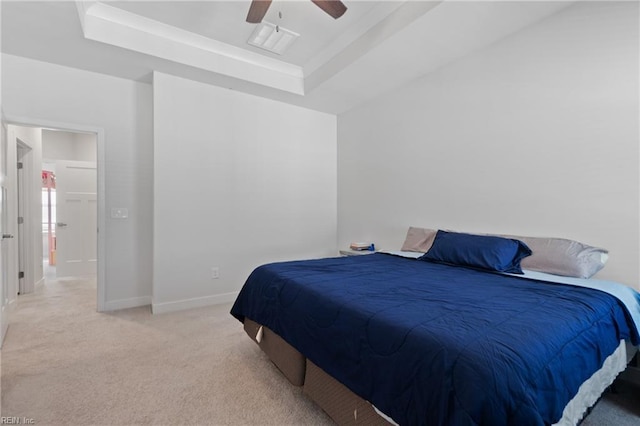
[74, 1, 441, 96]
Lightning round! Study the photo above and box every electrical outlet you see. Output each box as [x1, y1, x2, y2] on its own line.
[211, 267, 219, 279]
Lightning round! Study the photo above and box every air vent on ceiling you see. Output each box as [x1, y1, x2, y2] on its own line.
[247, 21, 299, 55]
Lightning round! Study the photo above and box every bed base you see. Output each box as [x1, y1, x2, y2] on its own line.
[243, 318, 306, 386]
[243, 318, 636, 426]
[304, 359, 394, 425]
[243, 318, 392, 425]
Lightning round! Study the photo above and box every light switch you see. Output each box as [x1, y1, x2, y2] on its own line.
[111, 208, 129, 219]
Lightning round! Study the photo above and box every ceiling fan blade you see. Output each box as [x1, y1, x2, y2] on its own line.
[311, 0, 347, 19]
[246, 0, 272, 23]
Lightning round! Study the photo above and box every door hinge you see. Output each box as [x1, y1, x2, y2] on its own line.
[17, 216, 24, 224]
[17, 162, 23, 169]
[18, 271, 24, 279]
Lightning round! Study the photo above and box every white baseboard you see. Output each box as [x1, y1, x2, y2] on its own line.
[151, 292, 239, 315]
[104, 296, 152, 311]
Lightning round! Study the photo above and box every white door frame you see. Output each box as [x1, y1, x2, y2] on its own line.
[1, 119, 10, 345]
[16, 140, 32, 295]
[5, 115, 106, 312]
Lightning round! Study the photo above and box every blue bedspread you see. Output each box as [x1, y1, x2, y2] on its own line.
[230, 254, 639, 425]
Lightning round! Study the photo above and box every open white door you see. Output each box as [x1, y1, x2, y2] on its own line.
[55, 160, 97, 278]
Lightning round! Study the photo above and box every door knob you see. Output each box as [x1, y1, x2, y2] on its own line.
[2, 234, 14, 239]
[56, 222, 68, 228]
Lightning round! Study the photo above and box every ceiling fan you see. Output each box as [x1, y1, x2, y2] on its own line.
[246, 0, 347, 24]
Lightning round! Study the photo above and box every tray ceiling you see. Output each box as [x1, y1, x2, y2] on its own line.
[2, 1, 575, 113]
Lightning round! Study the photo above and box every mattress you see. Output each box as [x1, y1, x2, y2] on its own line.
[232, 253, 640, 425]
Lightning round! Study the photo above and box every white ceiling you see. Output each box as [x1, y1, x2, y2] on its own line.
[108, 1, 392, 67]
[1, 1, 575, 114]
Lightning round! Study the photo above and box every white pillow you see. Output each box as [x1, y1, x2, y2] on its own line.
[400, 227, 437, 253]
[503, 235, 608, 279]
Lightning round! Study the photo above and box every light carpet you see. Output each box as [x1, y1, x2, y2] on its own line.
[1, 276, 638, 425]
[1, 277, 331, 425]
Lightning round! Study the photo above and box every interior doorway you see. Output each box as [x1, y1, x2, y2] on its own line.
[4, 115, 106, 312]
[40, 129, 97, 280]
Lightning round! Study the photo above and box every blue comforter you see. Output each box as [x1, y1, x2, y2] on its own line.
[230, 254, 639, 425]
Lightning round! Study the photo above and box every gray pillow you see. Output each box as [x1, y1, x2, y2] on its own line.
[502, 235, 608, 279]
[401, 227, 437, 253]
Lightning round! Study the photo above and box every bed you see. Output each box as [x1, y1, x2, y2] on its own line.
[230, 230, 640, 425]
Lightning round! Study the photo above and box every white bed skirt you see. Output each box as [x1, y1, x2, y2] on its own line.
[554, 339, 634, 425]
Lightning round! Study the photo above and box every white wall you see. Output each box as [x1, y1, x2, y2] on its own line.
[153, 72, 337, 312]
[75, 132, 97, 161]
[2, 54, 153, 308]
[338, 2, 639, 287]
[42, 130, 75, 161]
[42, 129, 97, 162]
